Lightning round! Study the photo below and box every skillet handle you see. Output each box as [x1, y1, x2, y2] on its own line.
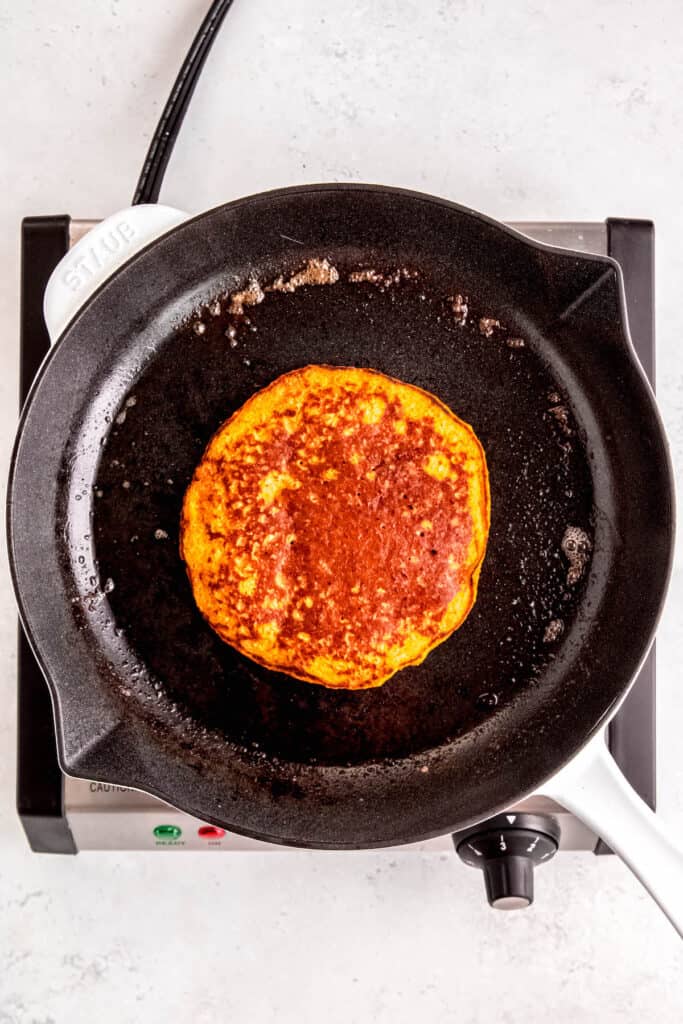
[543, 732, 683, 938]
[43, 204, 189, 344]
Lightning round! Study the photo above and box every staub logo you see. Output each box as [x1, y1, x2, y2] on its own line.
[61, 220, 137, 292]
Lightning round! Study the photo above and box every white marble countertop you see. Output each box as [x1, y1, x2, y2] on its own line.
[2, 2, 683, 1021]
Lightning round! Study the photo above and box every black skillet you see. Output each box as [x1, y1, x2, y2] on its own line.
[7, 183, 674, 854]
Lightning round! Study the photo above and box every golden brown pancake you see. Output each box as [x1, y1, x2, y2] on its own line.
[180, 365, 489, 689]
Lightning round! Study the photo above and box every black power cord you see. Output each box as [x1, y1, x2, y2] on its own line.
[132, 0, 236, 205]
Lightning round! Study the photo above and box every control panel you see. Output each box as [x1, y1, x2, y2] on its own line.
[64, 777, 594, 852]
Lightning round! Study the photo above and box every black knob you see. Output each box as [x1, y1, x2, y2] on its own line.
[453, 813, 560, 911]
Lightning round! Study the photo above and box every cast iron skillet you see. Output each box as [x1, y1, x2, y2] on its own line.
[7, 185, 674, 848]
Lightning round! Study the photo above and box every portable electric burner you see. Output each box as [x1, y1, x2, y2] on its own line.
[18, 216, 656, 905]
[12, 1, 682, 930]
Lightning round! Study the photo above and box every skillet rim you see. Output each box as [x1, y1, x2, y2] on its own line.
[6, 183, 675, 847]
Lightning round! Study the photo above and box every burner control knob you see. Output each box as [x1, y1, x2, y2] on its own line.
[453, 813, 560, 910]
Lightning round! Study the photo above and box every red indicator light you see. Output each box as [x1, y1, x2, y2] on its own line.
[198, 825, 225, 839]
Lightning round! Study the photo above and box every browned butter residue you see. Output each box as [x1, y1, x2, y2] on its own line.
[228, 279, 265, 317]
[267, 258, 339, 293]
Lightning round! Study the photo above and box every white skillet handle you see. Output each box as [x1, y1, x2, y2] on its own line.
[43, 204, 189, 344]
[543, 732, 683, 938]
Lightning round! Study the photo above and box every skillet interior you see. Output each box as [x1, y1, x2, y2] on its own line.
[94, 256, 592, 764]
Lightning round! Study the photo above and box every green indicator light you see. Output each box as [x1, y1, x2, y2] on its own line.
[153, 824, 182, 840]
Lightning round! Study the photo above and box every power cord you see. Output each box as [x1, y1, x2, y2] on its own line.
[132, 0, 235, 205]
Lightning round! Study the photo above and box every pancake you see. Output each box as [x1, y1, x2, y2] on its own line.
[180, 365, 490, 689]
